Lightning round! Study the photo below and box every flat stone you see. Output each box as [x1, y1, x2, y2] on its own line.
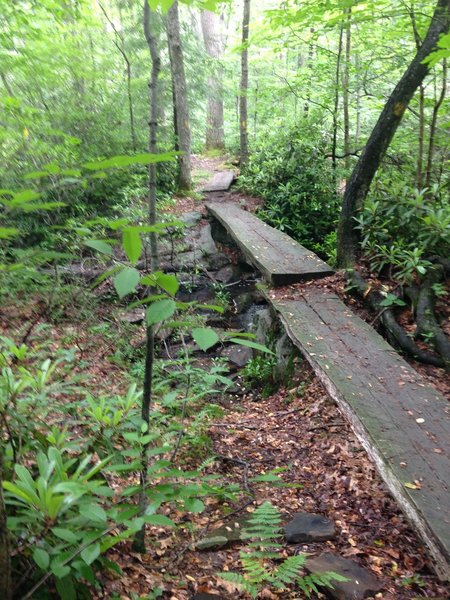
[180, 211, 203, 227]
[285, 512, 336, 543]
[196, 515, 251, 550]
[195, 535, 228, 551]
[222, 344, 253, 368]
[119, 309, 145, 323]
[305, 553, 382, 600]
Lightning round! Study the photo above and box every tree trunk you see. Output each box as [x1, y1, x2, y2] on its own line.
[133, 0, 161, 554]
[167, 1, 192, 190]
[201, 9, 225, 151]
[239, 0, 251, 168]
[98, 1, 137, 151]
[336, 0, 450, 268]
[343, 8, 352, 171]
[0, 451, 12, 600]
[331, 23, 344, 173]
[425, 59, 447, 188]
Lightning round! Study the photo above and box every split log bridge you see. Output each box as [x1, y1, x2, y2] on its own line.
[205, 200, 450, 580]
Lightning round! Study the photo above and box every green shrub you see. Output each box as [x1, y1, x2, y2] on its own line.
[238, 126, 340, 258]
[355, 179, 450, 282]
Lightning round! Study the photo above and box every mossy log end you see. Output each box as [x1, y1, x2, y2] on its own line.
[349, 271, 444, 368]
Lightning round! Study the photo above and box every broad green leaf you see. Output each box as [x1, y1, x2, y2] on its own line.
[143, 514, 175, 527]
[52, 528, 79, 543]
[55, 576, 77, 600]
[84, 240, 113, 256]
[80, 503, 107, 523]
[184, 498, 205, 513]
[192, 327, 219, 351]
[146, 299, 176, 325]
[228, 338, 275, 355]
[122, 228, 142, 264]
[33, 547, 50, 570]
[81, 542, 101, 565]
[114, 267, 140, 298]
[142, 272, 179, 295]
[51, 562, 71, 578]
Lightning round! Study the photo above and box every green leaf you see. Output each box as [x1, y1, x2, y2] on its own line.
[84, 240, 113, 256]
[51, 563, 71, 578]
[184, 498, 205, 513]
[80, 503, 108, 523]
[146, 299, 176, 325]
[33, 547, 50, 570]
[122, 228, 142, 264]
[0, 227, 19, 239]
[192, 327, 219, 351]
[82, 152, 177, 171]
[155, 272, 179, 296]
[81, 542, 101, 565]
[55, 576, 76, 600]
[228, 338, 275, 355]
[114, 267, 140, 298]
[143, 514, 175, 527]
[52, 528, 79, 543]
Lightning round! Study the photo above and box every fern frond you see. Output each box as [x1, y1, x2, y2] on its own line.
[218, 571, 259, 598]
[273, 554, 307, 587]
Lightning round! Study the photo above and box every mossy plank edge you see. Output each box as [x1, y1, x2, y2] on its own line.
[268, 288, 450, 580]
[202, 171, 235, 192]
[206, 201, 334, 285]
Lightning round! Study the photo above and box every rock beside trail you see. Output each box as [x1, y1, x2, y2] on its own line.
[305, 553, 382, 600]
[284, 512, 337, 543]
[195, 515, 252, 551]
[222, 344, 253, 368]
[180, 211, 203, 226]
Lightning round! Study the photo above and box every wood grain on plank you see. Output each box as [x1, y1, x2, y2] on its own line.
[269, 287, 450, 579]
[206, 202, 334, 285]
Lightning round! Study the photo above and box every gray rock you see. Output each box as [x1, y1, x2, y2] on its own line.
[285, 512, 336, 543]
[234, 290, 265, 313]
[215, 265, 237, 284]
[251, 308, 274, 346]
[305, 553, 382, 600]
[274, 333, 298, 379]
[204, 252, 232, 270]
[196, 515, 252, 550]
[119, 309, 145, 323]
[195, 535, 228, 551]
[197, 224, 218, 256]
[180, 211, 203, 227]
[222, 344, 253, 368]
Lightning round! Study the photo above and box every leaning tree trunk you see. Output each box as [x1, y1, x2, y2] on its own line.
[336, 0, 450, 268]
[134, 0, 161, 554]
[167, 0, 192, 190]
[239, 0, 251, 168]
[201, 9, 225, 151]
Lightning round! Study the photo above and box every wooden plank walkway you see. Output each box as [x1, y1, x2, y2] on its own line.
[202, 171, 235, 192]
[206, 202, 334, 285]
[269, 287, 450, 579]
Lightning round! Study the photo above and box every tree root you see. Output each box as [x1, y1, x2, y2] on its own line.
[414, 266, 450, 372]
[349, 271, 444, 368]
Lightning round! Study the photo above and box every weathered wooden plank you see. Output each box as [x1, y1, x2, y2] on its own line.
[206, 202, 334, 285]
[269, 288, 450, 580]
[202, 171, 235, 192]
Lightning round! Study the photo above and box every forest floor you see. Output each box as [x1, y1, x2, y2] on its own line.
[3, 155, 449, 600]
